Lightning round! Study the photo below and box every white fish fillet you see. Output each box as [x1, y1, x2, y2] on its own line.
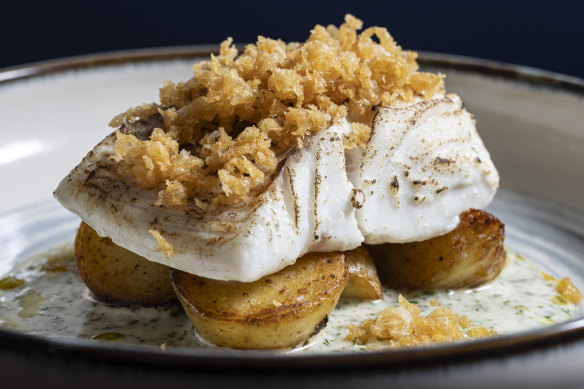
[54, 94, 499, 282]
[349, 93, 499, 243]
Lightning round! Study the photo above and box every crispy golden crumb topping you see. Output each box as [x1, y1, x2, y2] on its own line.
[346, 295, 496, 348]
[557, 277, 583, 304]
[111, 14, 444, 208]
[544, 272, 583, 305]
[149, 230, 175, 258]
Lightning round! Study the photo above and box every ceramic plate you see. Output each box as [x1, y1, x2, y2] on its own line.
[1, 48, 583, 388]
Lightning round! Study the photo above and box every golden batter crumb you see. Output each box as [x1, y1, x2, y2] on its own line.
[542, 273, 582, 304]
[557, 277, 583, 304]
[346, 295, 496, 348]
[149, 230, 175, 258]
[542, 272, 557, 282]
[345, 122, 372, 150]
[109, 103, 160, 128]
[112, 14, 444, 208]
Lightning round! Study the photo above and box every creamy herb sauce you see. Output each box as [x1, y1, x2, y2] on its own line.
[0, 246, 580, 353]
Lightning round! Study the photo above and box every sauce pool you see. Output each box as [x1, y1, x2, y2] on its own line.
[0, 246, 580, 353]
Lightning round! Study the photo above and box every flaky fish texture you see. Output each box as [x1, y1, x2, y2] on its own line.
[54, 94, 499, 282]
[348, 94, 499, 243]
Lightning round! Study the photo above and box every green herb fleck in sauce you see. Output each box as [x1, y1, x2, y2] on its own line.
[92, 332, 125, 341]
[0, 246, 580, 354]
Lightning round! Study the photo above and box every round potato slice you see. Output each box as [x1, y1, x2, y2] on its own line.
[171, 252, 349, 349]
[74, 222, 176, 306]
[368, 209, 506, 291]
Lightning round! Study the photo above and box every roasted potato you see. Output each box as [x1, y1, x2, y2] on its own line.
[341, 246, 383, 300]
[171, 252, 348, 349]
[368, 209, 506, 291]
[74, 222, 176, 306]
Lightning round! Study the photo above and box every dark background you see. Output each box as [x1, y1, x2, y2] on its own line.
[2, 0, 583, 78]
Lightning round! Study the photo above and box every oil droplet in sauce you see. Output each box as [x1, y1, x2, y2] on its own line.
[0, 277, 25, 290]
[17, 290, 43, 318]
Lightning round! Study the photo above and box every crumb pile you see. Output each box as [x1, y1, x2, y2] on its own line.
[346, 295, 496, 348]
[111, 14, 444, 209]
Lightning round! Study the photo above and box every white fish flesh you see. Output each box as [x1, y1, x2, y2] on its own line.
[54, 94, 499, 282]
[348, 93, 499, 243]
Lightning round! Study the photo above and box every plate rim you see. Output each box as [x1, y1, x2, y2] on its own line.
[1, 45, 583, 94]
[1, 46, 583, 370]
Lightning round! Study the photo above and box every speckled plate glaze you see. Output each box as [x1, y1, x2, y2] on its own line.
[0, 49, 583, 388]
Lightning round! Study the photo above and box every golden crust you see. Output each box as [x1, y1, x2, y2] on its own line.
[369, 209, 506, 291]
[110, 14, 444, 209]
[75, 223, 176, 306]
[170, 252, 349, 349]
